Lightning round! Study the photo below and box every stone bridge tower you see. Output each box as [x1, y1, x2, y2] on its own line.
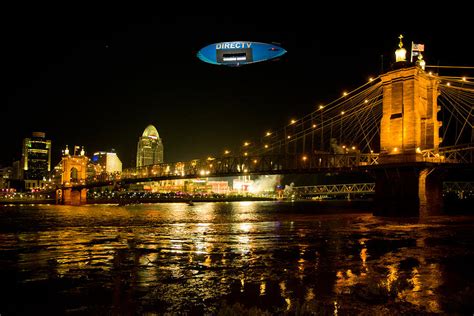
[380, 64, 441, 162]
[375, 35, 443, 217]
[58, 145, 88, 205]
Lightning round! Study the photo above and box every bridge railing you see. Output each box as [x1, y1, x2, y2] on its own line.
[81, 146, 473, 187]
[439, 145, 474, 164]
[423, 144, 474, 164]
[118, 153, 381, 182]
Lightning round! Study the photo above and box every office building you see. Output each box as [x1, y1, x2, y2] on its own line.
[136, 125, 163, 167]
[22, 132, 51, 180]
[92, 151, 122, 173]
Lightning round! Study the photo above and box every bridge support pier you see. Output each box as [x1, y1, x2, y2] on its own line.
[61, 188, 88, 205]
[374, 166, 443, 217]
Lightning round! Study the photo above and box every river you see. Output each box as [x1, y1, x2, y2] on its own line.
[1, 201, 473, 314]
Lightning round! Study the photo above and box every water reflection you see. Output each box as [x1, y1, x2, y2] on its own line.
[0, 203, 473, 314]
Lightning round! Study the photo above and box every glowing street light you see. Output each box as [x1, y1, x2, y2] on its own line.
[290, 119, 296, 125]
[265, 131, 272, 136]
[224, 150, 230, 155]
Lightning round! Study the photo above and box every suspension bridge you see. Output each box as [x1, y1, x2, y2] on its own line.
[58, 38, 474, 216]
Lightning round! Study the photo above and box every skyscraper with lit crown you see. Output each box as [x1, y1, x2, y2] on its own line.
[136, 125, 163, 167]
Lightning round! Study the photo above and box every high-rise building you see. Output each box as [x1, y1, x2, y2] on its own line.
[136, 125, 163, 167]
[22, 132, 51, 180]
[92, 151, 122, 173]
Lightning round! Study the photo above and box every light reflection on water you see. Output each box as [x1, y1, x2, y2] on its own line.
[1, 201, 474, 314]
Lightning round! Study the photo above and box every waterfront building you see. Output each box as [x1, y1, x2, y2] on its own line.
[19, 132, 52, 190]
[136, 125, 163, 167]
[0, 166, 13, 189]
[92, 150, 122, 173]
[21, 132, 51, 180]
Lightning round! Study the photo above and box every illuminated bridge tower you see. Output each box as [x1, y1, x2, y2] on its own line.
[375, 35, 443, 216]
[58, 145, 88, 205]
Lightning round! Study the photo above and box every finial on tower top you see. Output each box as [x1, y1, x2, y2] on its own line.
[395, 34, 407, 62]
[416, 53, 426, 70]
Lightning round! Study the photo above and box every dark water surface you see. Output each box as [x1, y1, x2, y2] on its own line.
[1, 201, 473, 315]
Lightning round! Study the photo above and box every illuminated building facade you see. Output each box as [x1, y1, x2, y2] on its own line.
[136, 125, 163, 167]
[92, 151, 122, 173]
[22, 132, 51, 180]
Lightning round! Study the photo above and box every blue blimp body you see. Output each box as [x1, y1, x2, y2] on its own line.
[197, 41, 286, 66]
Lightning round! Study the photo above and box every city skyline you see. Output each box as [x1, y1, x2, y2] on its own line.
[3, 12, 473, 167]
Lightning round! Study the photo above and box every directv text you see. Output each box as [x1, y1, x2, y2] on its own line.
[216, 42, 252, 50]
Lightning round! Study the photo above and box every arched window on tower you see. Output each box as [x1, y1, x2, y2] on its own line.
[70, 167, 78, 183]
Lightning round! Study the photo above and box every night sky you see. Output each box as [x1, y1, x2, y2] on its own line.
[2, 9, 472, 168]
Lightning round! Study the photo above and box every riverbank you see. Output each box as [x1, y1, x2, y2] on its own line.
[0, 199, 56, 205]
[90, 196, 277, 205]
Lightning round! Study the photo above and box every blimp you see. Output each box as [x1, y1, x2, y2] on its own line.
[197, 41, 287, 66]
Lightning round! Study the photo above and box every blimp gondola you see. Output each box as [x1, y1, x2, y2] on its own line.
[197, 41, 286, 66]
